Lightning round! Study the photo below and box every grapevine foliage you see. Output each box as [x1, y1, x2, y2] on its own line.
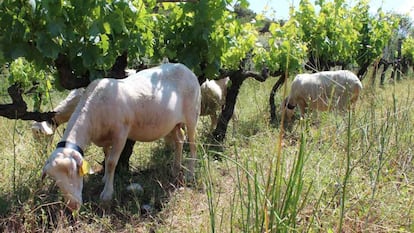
[402, 36, 414, 63]
[0, 0, 409, 120]
[253, 18, 307, 75]
[294, 0, 399, 71]
[0, 0, 156, 82]
[152, 0, 254, 78]
[8, 58, 53, 110]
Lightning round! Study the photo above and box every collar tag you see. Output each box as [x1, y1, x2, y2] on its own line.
[79, 160, 91, 176]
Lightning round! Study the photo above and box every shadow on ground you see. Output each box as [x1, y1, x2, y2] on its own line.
[0, 144, 196, 232]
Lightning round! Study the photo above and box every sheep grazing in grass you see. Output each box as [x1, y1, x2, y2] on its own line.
[42, 63, 201, 211]
[31, 69, 137, 137]
[281, 70, 363, 122]
[200, 77, 236, 130]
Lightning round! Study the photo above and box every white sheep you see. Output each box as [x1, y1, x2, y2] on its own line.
[200, 77, 236, 130]
[42, 63, 201, 210]
[31, 69, 137, 137]
[33, 75, 232, 137]
[281, 70, 362, 122]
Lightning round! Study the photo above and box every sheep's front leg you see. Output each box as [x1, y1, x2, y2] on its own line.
[100, 139, 126, 202]
[297, 99, 307, 119]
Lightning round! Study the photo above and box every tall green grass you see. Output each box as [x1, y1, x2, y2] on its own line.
[199, 73, 414, 232]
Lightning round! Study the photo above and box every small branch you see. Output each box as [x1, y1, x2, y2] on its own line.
[217, 69, 235, 79]
[0, 84, 55, 121]
[244, 70, 268, 82]
[269, 69, 284, 78]
[218, 67, 269, 82]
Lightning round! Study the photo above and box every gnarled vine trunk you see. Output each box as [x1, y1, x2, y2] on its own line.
[379, 59, 390, 86]
[212, 71, 245, 143]
[269, 75, 287, 125]
[212, 68, 268, 143]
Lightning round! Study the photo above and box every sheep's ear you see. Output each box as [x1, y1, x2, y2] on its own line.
[71, 151, 83, 167]
[43, 122, 54, 135]
[70, 151, 92, 176]
[79, 160, 92, 176]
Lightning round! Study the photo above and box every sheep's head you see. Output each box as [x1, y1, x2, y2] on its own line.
[31, 121, 55, 138]
[280, 98, 296, 122]
[42, 145, 92, 211]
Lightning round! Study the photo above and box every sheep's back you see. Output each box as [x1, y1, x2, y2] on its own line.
[289, 70, 362, 110]
[64, 63, 201, 144]
[291, 71, 360, 98]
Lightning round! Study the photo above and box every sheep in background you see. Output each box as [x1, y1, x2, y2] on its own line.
[31, 69, 137, 137]
[31, 88, 85, 136]
[281, 70, 362, 122]
[200, 77, 236, 130]
[42, 63, 201, 211]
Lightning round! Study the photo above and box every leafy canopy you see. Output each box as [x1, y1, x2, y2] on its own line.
[0, 0, 156, 80]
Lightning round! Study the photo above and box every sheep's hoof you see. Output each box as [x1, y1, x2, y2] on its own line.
[99, 191, 113, 202]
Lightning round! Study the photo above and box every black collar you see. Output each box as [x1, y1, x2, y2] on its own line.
[56, 141, 84, 157]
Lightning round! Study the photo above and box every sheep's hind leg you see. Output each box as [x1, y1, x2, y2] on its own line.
[186, 122, 197, 180]
[210, 113, 218, 131]
[171, 124, 185, 179]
